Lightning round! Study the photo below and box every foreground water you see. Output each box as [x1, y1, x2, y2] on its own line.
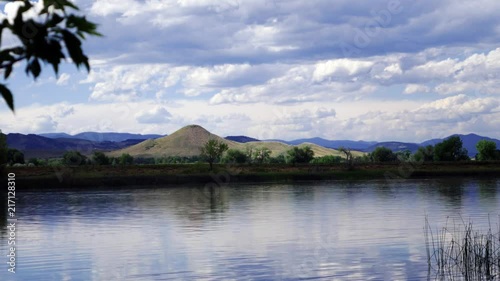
[0, 178, 499, 280]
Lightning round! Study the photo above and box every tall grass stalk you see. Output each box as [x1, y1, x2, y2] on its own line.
[425, 216, 500, 280]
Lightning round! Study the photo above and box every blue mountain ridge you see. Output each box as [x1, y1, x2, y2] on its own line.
[278, 137, 377, 151]
[6, 133, 160, 158]
[225, 136, 260, 143]
[231, 134, 500, 157]
[40, 132, 164, 142]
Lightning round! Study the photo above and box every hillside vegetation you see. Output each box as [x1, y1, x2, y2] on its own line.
[108, 125, 363, 158]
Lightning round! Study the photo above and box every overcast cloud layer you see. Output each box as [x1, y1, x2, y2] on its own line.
[1, 0, 499, 142]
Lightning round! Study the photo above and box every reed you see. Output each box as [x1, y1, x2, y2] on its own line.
[425, 216, 500, 280]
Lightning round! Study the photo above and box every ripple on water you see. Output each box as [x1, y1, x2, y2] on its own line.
[0, 179, 498, 280]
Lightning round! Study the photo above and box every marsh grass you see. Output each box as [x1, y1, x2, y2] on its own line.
[425, 216, 500, 280]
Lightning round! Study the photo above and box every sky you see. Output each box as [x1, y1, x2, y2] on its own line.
[0, 0, 499, 142]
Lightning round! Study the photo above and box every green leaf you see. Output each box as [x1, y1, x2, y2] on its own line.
[0, 49, 15, 61]
[49, 14, 64, 27]
[32, 59, 41, 78]
[18, 1, 33, 13]
[62, 30, 82, 49]
[0, 84, 14, 112]
[12, 47, 24, 55]
[4, 65, 12, 79]
[26, 58, 41, 78]
[41, 0, 52, 14]
[0, 24, 4, 47]
[12, 7, 25, 35]
[46, 39, 64, 74]
[42, 0, 78, 11]
[83, 60, 90, 72]
[62, 29, 89, 71]
[11, 1, 33, 31]
[61, 0, 78, 10]
[66, 15, 102, 37]
[43, 0, 55, 8]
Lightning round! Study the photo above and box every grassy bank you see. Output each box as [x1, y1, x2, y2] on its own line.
[6, 161, 500, 189]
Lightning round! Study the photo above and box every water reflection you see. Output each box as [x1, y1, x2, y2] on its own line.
[0, 179, 498, 280]
[433, 179, 465, 208]
[478, 179, 498, 205]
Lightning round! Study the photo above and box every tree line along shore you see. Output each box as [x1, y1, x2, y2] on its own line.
[5, 161, 500, 189]
[3, 136, 500, 167]
[2, 134, 500, 189]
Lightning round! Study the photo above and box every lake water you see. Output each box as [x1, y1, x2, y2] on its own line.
[1, 178, 499, 280]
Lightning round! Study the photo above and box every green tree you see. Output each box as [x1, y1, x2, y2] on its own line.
[355, 154, 371, 163]
[7, 148, 24, 164]
[223, 149, 247, 164]
[253, 147, 271, 164]
[63, 151, 87, 166]
[200, 139, 228, 170]
[245, 146, 254, 163]
[0, 0, 101, 112]
[396, 150, 411, 161]
[287, 146, 315, 164]
[338, 146, 354, 168]
[48, 158, 63, 166]
[475, 140, 498, 161]
[413, 145, 434, 162]
[370, 147, 397, 162]
[92, 151, 110, 165]
[269, 154, 286, 164]
[433, 136, 469, 161]
[28, 158, 46, 166]
[119, 153, 134, 165]
[311, 155, 342, 164]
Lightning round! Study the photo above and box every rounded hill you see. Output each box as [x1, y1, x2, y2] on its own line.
[108, 124, 359, 159]
[108, 125, 239, 158]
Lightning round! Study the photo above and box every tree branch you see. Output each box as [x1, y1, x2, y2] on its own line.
[0, 55, 27, 69]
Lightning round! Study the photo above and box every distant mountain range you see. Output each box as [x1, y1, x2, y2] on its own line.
[362, 134, 500, 156]
[268, 137, 377, 150]
[5, 128, 499, 159]
[225, 136, 260, 143]
[364, 142, 421, 153]
[420, 134, 500, 154]
[40, 132, 164, 142]
[266, 133, 500, 157]
[7, 133, 161, 158]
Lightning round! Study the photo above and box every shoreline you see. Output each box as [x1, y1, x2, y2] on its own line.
[5, 162, 500, 189]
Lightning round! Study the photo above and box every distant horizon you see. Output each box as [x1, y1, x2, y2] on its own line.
[4, 125, 499, 144]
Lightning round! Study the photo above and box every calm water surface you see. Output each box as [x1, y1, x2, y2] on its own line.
[1, 178, 499, 280]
